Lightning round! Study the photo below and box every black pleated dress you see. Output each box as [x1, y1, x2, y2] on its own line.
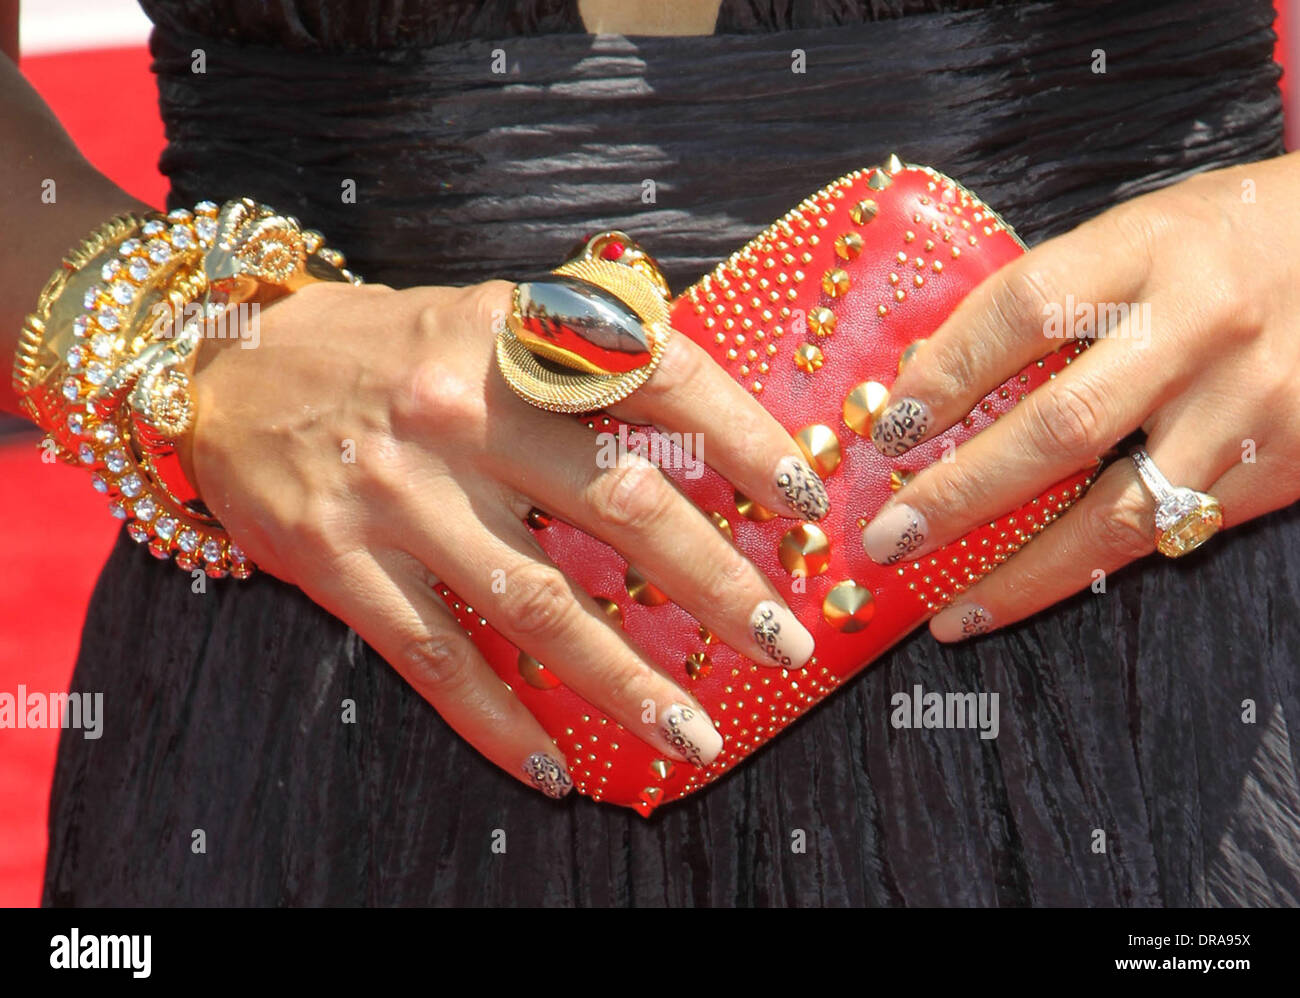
[43, 0, 1300, 906]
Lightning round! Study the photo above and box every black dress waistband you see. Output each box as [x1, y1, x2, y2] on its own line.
[148, 0, 1282, 290]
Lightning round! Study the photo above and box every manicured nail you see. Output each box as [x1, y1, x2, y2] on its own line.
[871, 397, 930, 456]
[660, 703, 722, 767]
[522, 752, 574, 798]
[862, 502, 929, 564]
[931, 602, 994, 642]
[775, 456, 829, 520]
[750, 600, 814, 669]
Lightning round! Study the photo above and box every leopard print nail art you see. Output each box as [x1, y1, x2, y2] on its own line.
[776, 457, 829, 520]
[871, 397, 930, 456]
[523, 752, 574, 798]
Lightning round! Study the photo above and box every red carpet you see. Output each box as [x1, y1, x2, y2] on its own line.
[0, 44, 163, 907]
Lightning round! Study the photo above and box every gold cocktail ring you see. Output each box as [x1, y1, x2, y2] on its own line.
[497, 231, 674, 414]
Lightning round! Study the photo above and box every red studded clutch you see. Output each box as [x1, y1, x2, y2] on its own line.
[439, 160, 1095, 815]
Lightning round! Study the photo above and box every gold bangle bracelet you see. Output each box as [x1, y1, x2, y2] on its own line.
[13, 199, 362, 579]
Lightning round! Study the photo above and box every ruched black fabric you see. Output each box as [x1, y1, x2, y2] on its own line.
[44, 0, 1300, 906]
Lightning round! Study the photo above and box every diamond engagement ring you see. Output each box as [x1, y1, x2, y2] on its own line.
[1129, 447, 1224, 558]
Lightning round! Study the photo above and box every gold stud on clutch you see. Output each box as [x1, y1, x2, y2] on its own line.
[822, 580, 876, 632]
[842, 380, 890, 437]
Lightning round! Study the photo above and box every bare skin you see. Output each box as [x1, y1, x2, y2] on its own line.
[1, 0, 817, 797]
[860, 156, 1300, 642]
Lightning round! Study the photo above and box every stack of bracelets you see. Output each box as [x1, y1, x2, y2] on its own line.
[11, 198, 361, 579]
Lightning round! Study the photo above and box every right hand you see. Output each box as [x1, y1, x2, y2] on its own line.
[187, 279, 824, 798]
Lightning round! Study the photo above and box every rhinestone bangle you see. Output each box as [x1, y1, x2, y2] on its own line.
[14, 199, 362, 579]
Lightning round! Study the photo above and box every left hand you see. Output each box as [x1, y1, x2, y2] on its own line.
[859, 152, 1300, 641]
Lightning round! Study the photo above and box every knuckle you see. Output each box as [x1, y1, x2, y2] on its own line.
[507, 562, 576, 640]
[598, 662, 650, 718]
[399, 356, 485, 430]
[641, 334, 705, 400]
[397, 633, 473, 695]
[708, 550, 754, 600]
[990, 264, 1059, 338]
[587, 456, 672, 532]
[1021, 379, 1110, 458]
[1103, 200, 1171, 281]
[926, 337, 982, 404]
[1083, 486, 1155, 561]
[468, 279, 515, 338]
[919, 462, 984, 519]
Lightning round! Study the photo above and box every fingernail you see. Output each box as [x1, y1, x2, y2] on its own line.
[931, 602, 994, 642]
[660, 703, 722, 767]
[775, 455, 829, 520]
[862, 502, 929, 564]
[750, 600, 814, 669]
[522, 752, 574, 798]
[871, 397, 931, 456]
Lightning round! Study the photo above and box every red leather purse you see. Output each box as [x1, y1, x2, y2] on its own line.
[439, 159, 1095, 815]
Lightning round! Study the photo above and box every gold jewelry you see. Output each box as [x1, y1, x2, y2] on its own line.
[496, 231, 674, 413]
[13, 199, 361, 578]
[1129, 447, 1223, 558]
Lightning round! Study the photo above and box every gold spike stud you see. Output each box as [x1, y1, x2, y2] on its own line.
[794, 343, 824, 374]
[842, 380, 890, 437]
[685, 652, 712, 681]
[823, 580, 876, 632]
[821, 268, 850, 298]
[517, 652, 562, 690]
[779, 523, 832, 577]
[834, 231, 863, 260]
[735, 489, 778, 522]
[808, 306, 837, 338]
[867, 171, 893, 191]
[625, 565, 669, 606]
[884, 152, 905, 174]
[795, 423, 842, 477]
[849, 199, 878, 225]
[889, 469, 917, 492]
[593, 596, 624, 627]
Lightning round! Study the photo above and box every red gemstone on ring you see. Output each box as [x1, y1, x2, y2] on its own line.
[599, 240, 626, 261]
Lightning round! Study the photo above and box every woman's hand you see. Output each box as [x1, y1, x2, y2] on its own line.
[860, 153, 1300, 641]
[188, 279, 823, 797]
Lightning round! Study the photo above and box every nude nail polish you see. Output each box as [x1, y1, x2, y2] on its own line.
[931, 602, 994, 642]
[522, 752, 574, 798]
[750, 600, 814, 669]
[660, 703, 722, 767]
[774, 456, 829, 520]
[871, 397, 930, 456]
[862, 502, 929, 565]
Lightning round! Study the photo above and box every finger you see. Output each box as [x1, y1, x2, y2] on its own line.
[499, 420, 815, 669]
[307, 547, 576, 800]
[406, 502, 725, 767]
[926, 417, 1237, 641]
[868, 204, 1158, 456]
[609, 332, 829, 521]
[1207, 451, 1300, 526]
[862, 327, 1167, 565]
